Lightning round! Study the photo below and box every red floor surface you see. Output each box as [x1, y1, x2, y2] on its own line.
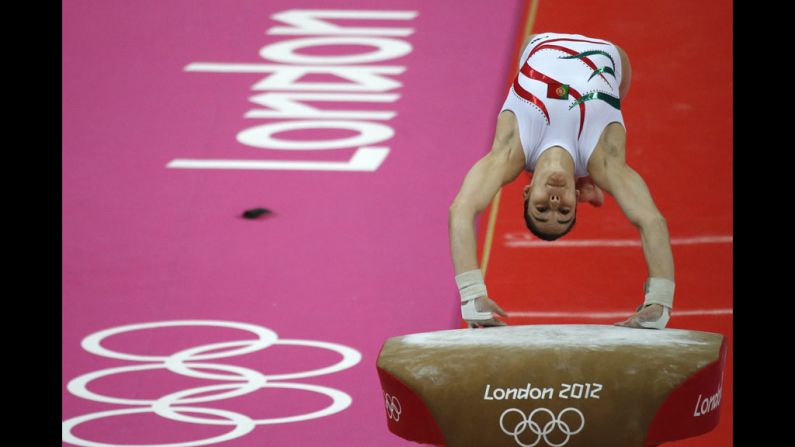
[473, 0, 732, 446]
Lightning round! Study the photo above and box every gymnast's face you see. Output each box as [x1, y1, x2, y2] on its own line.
[523, 172, 579, 238]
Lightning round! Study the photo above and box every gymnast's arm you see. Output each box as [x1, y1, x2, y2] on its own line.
[448, 121, 525, 327]
[448, 32, 538, 270]
[588, 130, 674, 283]
[448, 142, 524, 276]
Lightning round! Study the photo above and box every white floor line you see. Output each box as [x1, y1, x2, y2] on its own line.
[508, 309, 733, 318]
[504, 235, 733, 248]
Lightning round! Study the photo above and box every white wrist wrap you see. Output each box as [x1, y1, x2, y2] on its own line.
[636, 278, 675, 329]
[643, 278, 675, 309]
[455, 269, 488, 303]
[456, 269, 492, 321]
[461, 299, 493, 321]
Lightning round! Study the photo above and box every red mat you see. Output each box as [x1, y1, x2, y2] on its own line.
[472, 1, 732, 446]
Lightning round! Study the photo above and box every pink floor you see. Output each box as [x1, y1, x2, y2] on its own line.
[62, 1, 524, 445]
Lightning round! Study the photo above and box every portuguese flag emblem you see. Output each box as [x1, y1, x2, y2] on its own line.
[547, 83, 569, 100]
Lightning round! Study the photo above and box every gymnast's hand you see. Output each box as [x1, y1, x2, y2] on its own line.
[464, 296, 509, 328]
[614, 303, 666, 329]
[575, 176, 604, 207]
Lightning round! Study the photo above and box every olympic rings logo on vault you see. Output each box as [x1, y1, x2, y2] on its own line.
[384, 393, 402, 421]
[62, 320, 362, 447]
[499, 407, 585, 447]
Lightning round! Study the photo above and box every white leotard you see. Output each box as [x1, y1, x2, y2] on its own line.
[500, 32, 626, 177]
